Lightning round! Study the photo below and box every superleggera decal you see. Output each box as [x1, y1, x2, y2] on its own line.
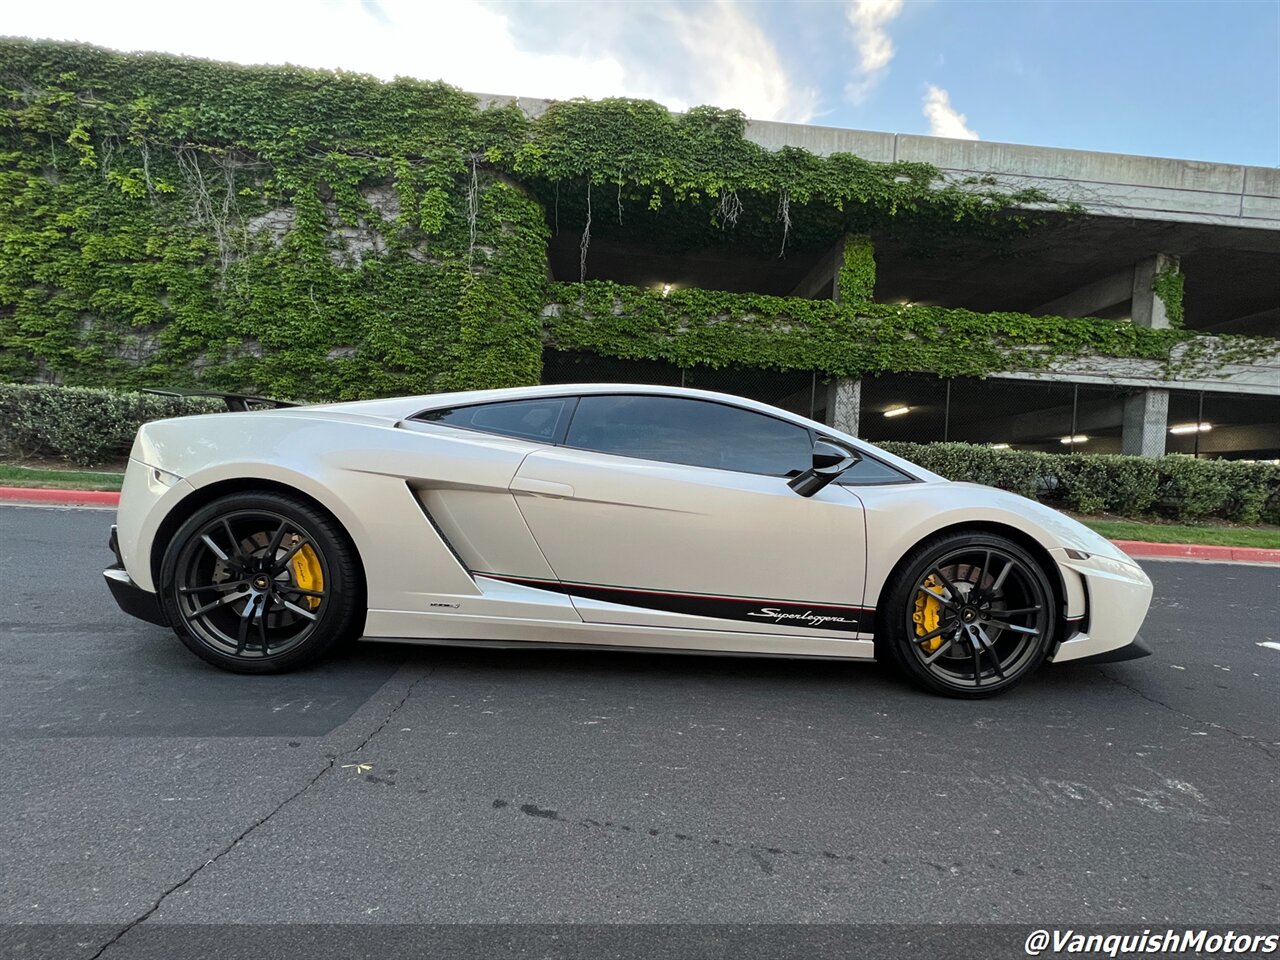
[747, 607, 862, 629]
[482, 574, 872, 633]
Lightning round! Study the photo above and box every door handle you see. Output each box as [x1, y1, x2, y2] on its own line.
[511, 478, 575, 498]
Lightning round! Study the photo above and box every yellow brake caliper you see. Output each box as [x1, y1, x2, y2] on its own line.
[913, 575, 945, 652]
[289, 543, 324, 610]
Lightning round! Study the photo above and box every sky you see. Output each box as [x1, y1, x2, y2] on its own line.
[3, 0, 1277, 166]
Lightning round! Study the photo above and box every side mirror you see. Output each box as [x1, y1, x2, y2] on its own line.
[788, 439, 861, 498]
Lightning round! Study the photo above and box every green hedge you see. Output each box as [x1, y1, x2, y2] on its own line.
[0, 384, 219, 467]
[878, 441, 1280, 525]
[2, 383, 1276, 525]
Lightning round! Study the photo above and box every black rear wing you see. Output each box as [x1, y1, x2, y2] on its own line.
[142, 389, 298, 413]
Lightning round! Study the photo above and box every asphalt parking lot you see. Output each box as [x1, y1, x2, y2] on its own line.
[1, 504, 1277, 956]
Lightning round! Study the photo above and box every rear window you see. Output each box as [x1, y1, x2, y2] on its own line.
[413, 398, 572, 443]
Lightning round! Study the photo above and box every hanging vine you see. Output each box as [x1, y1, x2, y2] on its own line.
[718, 189, 742, 229]
[579, 178, 592, 282]
[776, 189, 791, 257]
[466, 154, 479, 266]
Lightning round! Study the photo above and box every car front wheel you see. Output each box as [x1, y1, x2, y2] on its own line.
[159, 492, 362, 674]
[880, 532, 1056, 698]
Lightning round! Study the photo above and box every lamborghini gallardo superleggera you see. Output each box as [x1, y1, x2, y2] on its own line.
[105, 384, 1152, 697]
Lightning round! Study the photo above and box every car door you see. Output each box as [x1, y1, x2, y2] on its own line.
[508, 394, 870, 637]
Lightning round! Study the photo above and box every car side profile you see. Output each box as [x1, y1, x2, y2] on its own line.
[105, 383, 1153, 697]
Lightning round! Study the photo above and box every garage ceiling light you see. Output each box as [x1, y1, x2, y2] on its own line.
[1060, 435, 1088, 444]
[883, 405, 911, 418]
[1169, 422, 1212, 435]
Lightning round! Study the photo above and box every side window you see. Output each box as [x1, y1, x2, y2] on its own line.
[565, 395, 811, 476]
[413, 398, 571, 442]
[835, 455, 913, 485]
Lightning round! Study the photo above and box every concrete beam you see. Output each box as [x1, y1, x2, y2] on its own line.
[1032, 252, 1180, 323]
[789, 241, 842, 301]
[1201, 306, 1280, 336]
[1121, 390, 1169, 457]
[892, 136, 1274, 230]
[745, 120, 896, 163]
[1033, 270, 1134, 318]
[471, 90, 1280, 231]
[993, 341, 1280, 398]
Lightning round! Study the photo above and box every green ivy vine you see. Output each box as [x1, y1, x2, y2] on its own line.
[1152, 265, 1185, 329]
[543, 280, 1279, 381]
[837, 235, 876, 304]
[0, 39, 1274, 401]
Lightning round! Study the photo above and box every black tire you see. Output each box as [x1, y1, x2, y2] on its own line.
[879, 531, 1056, 698]
[158, 491, 363, 674]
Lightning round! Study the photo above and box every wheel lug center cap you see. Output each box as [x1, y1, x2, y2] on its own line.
[252, 575, 271, 590]
[962, 607, 977, 622]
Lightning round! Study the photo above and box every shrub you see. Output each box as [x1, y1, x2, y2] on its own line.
[1052, 453, 1161, 516]
[1157, 455, 1280, 525]
[879, 441, 1278, 525]
[0, 384, 221, 467]
[878, 441, 1048, 499]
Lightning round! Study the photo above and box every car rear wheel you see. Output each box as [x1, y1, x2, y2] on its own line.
[159, 492, 362, 674]
[880, 532, 1055, 698]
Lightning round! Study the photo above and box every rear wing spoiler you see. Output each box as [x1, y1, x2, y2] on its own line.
[142, 389, 299, 413]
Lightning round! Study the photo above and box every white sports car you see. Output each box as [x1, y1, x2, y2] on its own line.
[105, 383, 1153, 697]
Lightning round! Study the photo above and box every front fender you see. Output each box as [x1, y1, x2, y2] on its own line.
[852, 482, 1114, 619]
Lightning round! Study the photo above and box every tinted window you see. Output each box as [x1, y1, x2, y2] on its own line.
[415, 398, 570, 442]
[565, 395, 811, 476]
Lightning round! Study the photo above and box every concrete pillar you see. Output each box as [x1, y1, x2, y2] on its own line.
[814, 237, 868, 435]
[826, 378, 860, 436]
[1131, 253, 1179, 329]
[1121, 390, 1169, 457]
[1119, 253, 1178, 456]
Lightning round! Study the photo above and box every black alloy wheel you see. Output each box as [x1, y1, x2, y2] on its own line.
[159, 492, 362, 674]
[880, 532, 1055, 698]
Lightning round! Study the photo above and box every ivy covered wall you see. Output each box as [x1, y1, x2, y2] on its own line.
[1, 39, 1275, 400]
[0, 39, 544, 398]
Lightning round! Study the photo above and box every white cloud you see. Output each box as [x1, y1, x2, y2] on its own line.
[845, 0, 904, 104]
[1, 0, 815, 122]
[2, 1, 629, 101]
[482, 0, 818, 122]
[660, 1, 818, 122]
[923, 84, 979, 140]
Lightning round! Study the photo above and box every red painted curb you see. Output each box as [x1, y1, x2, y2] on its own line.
[0, 486, 120, 506]
[1111, 539, 1280, 564]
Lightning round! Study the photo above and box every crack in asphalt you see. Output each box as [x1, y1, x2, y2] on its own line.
[87, 664, 435, 959]
[1094, 666, 1277, 761]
